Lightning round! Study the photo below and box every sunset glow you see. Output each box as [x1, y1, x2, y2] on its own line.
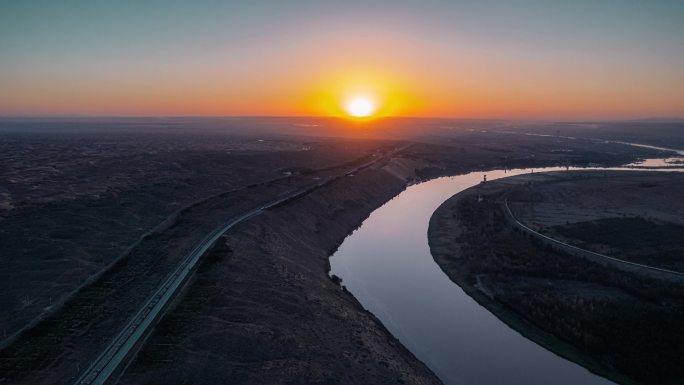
[1, 2, 683, 119]
[2, 3, 684, 383]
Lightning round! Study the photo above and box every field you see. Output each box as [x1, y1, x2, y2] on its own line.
[507, 171, 684, 271]
[429, 171, 684, 385]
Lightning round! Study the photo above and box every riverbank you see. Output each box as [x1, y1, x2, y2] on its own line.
[1, 132, 669, 384]
[118, 157, 442, 384]
[428, 171, 684, 385]
[116, 144, 669, 385]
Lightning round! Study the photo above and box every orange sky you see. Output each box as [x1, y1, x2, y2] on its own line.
[2, 2, 683, 120]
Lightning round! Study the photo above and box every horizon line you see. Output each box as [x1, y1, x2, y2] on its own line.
[1, 115, 683, 123]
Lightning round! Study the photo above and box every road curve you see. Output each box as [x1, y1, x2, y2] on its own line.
[74, 145, 408, 385]
[503, 198, 684, 282]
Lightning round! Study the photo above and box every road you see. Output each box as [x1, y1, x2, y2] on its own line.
[503, 198, 684, 282]
[74, 145, 408, 385]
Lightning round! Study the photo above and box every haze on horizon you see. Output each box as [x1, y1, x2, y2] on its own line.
[1, 0, 683, 120]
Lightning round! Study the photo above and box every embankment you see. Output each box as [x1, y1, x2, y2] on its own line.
[119, 158, 442, 385]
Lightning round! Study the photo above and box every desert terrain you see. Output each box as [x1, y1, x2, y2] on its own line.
[0, 118, 674, 384]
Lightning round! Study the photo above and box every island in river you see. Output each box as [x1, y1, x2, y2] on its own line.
[428, 170, 684, 385]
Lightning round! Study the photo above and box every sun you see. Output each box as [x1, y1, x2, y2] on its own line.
[345, 97, 376, 118]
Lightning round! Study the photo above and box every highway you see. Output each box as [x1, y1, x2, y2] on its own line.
[74, 145, 407, 385]
[503, 198, 684, 282]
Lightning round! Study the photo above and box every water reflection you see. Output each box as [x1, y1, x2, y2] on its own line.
[330, 163, 683, 385]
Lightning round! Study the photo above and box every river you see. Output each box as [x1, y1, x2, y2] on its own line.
[329, 157, 684, 385]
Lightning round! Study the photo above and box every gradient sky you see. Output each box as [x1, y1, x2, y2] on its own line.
[1, 0, 683, 119]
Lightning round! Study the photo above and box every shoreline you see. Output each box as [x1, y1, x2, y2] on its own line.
[428, 206, 633, 385]
[2, 137, 669, 384]
[119, 154, 443, 385]
[427, 171, 684, 385]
